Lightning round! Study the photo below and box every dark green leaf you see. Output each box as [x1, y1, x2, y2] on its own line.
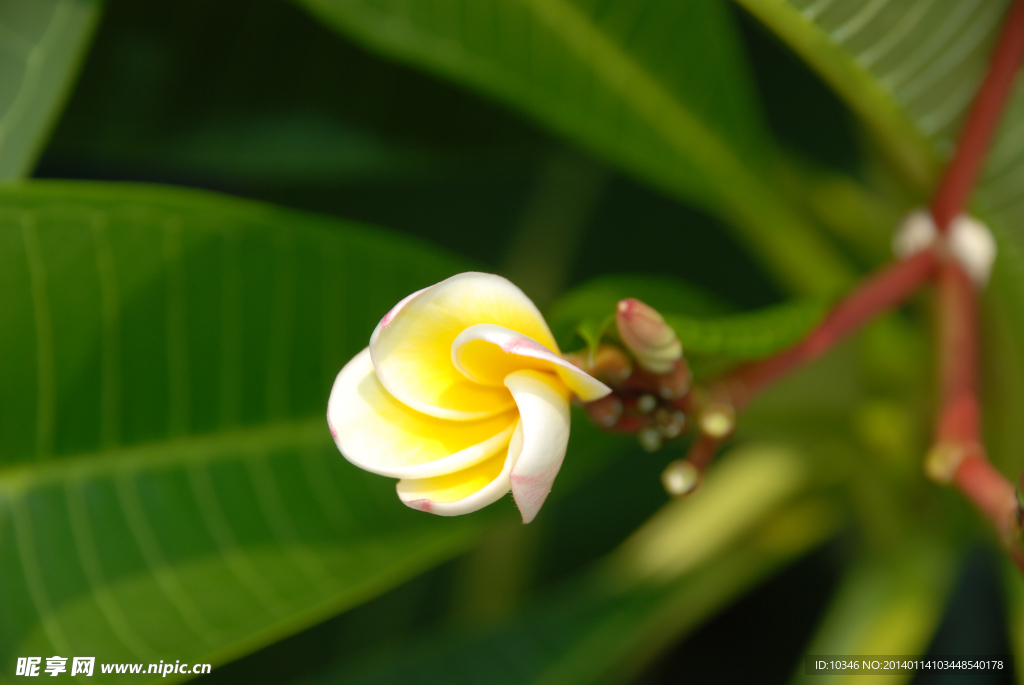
[296, 445, 837, 685]
[0, 181, 500, 681]
[0, 0, 101, 178]
[661, 300, 830, 359]
[297, 0, 855, 294]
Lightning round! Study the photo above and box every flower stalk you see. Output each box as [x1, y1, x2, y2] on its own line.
[930, 0, 1024, 232]
[707, 249, 937, 412]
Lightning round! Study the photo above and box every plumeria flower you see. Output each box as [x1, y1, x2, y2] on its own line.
[327, 273, 612, 522]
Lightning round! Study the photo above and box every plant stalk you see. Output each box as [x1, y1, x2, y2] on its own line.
[931, 0, 1024, 231]
[710, 250, 937, 411]
[927, 0, 1024, 564]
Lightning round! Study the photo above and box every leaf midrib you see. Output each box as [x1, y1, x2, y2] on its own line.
[0, 418, 330, 494]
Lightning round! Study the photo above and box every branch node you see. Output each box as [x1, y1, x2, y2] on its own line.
[699, 402, 735, 440]
[924, 442, 968, 484]
[893, 209, 996, 287]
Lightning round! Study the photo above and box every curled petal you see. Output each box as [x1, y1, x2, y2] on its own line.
[506, 370, 572, 523]
[452, 324, 611, 402]
[328, 348, 518, 479]
[371, 273, 557, 420]
[397, 423, 521, 516]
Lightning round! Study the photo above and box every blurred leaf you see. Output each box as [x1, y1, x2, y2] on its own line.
[131, 113, 446, 184]
[296, 0, 855, 294]
[661, 302, 830, 360]
[0, 0, 101, 178]
[296, 444, 839, 685]
[608, 443, 813, 587]
[791, 542, 957, 685]
[0, 181, 514, 681]
[41, 0, 548, 186]
[732, 0, 962, 189]
[548, 273, 829, 359]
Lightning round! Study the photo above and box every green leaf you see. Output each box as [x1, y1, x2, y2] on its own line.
[0, 181, 508, 681]
[296, 0, 855, 294]
[548, 274, 828, 360]
[131, 114, 447, 184]
[664, 300, 830, 359]
[732, 0, 958, 190]
[295, 445, 839, 685]
[573, 315, 614, 360]
[0, 0, 101, 178]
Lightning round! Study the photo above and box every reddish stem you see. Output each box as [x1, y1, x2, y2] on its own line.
[953, 451, 1024, 572]
[926, 0, 1024, 559]
[931, 0, 1024, 231]
[934, 261, 981, 445]
[684, 434, 721, 472]
[932, 259, 1023, 563]
[712, 250, 937, 410]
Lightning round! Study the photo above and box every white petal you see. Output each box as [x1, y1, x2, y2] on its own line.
[452, 324, 611, 401]
[370, 272, 557, 420]
[505, 370, 572, 523]
[397, 423, 521, 516]
[327, 348, 517, 478]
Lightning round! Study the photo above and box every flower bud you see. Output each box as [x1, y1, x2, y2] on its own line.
[616, 298, 682, 374]
[661, 459, 701, 497]
[638, 427, 663, 452]
[637, 394, 658, 414]
[654, 407, 686, 438]
[594, 345, 634, 384]
[657, 358, 692, 399]
[584, 394, 623, 428]
[948, 214, 996, 287]
[567, 344, 633, 387]
[699, 402, 734, 440]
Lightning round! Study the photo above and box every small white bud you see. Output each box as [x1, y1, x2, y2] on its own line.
[893, 209, 937, 259]
[948, 214, 996, 287]
[637, 394, 658, 414]
[661, 460, 700, 497]
[699, 403, 734, 440]
[638, 427, 663, 453]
